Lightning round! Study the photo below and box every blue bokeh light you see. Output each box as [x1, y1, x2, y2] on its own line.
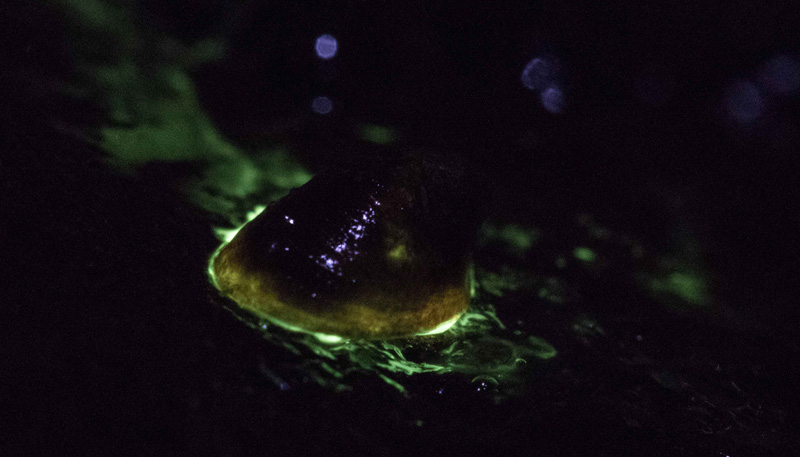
[522, 57, 566, 113]
[521, 58, 555, 92]
[540, 86, 564, 113]
[725, 81, 764, 124]
[315, 34, 338, 60]
[759, 55, 800, 95]
[311, 96, 333, 114]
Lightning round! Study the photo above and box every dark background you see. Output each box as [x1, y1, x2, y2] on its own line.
[3, 1, 799, 455]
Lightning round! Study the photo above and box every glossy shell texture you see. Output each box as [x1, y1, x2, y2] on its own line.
[212, 153, 480, 339]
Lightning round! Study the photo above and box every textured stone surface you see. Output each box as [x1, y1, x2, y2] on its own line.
[214, 154, 480, 338]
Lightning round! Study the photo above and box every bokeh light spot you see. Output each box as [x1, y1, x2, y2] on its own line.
[725, 81, 764, 124]
[315, 34, 338, 60]
[521, 58, 555, 92]
[311, 96, 333, 114]
[541, 86, 565, 113]
[573, 247, 596, 262]
[759, 55, 800, 95]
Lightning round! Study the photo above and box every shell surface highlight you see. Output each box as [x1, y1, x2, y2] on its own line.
[212, 153, 480, 339]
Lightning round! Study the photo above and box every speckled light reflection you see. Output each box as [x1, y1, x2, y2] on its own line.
[310, 204, 376, 277]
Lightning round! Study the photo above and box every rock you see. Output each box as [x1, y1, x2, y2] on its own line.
[212, 152, 481, 339]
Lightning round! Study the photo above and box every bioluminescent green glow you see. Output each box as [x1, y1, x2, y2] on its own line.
[210, 219, 557, 394]
[479, 221, 539, 257]
[572, 315, 605, 337]
[207, 197, 555, 395]
[218, 290, 556, 396]
[479, 267, 530, 297]
[477, 265, 567, 304]
[359, 124, 397, 144]
[61, 0, 118, 29]
[214, 205, 267, 243]
[575, 214, 712, 309]
[665, 272, 707, 304]
[59, 0, 713, 399]
[55, 0, 316, 225]
[638, 227, 711, 309]
[63, 0, 547, 392]
[645, 270, 710, 307]
[417, 314, 462, 336]
[387, 244, 409, 261]
[262, 315, 345, 344]
[573, 247, 596, 262]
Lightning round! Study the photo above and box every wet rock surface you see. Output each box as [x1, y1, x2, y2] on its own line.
[213, 155, 479, 338]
